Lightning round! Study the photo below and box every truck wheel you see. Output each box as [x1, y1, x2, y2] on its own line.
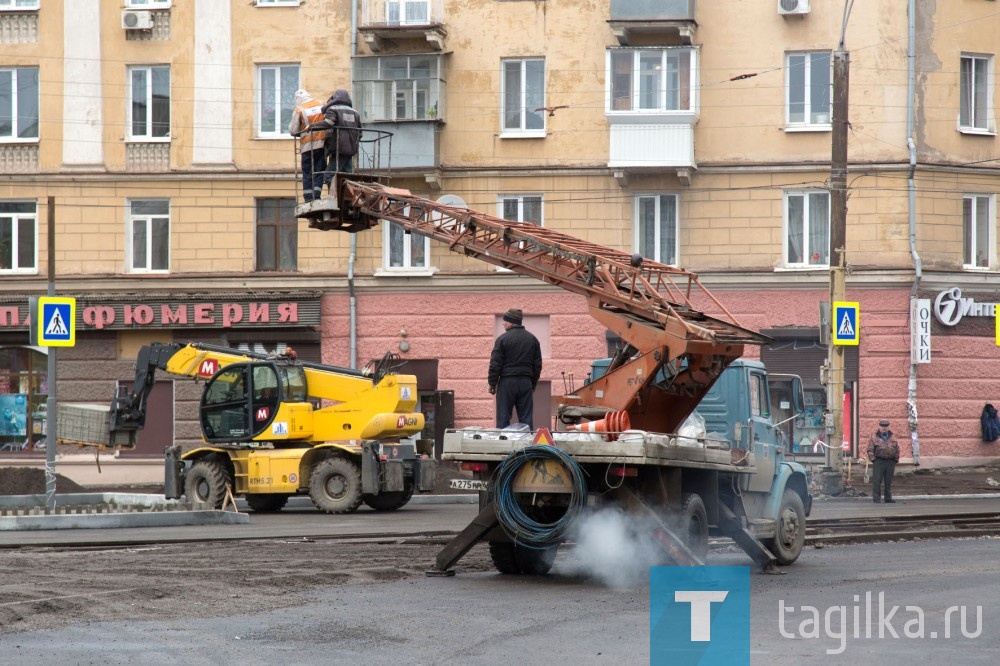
[184, 460, 231, 508]
[766, 489, 806, 565]
[309, 457, 363, 514]
[680, 493, 709, 561]
[488, 541, 558, 575]
[362, 483, 414, 511]
[245, 494, 288, 513]
[488, 541, 519, 574]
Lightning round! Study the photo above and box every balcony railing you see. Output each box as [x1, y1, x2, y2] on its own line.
[608, 124, 695, 169]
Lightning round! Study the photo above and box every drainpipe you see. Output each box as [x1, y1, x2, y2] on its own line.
[906, 0, 922, 466]
[348, 0, 359, 369]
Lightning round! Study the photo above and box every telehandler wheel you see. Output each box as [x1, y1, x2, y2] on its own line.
[680, 493, 710, 561]
[184, 460, 232, 508]
[765, 489, 806, 565]
[245, 494, 288, 513]
[309, 457, 363, 514]
[362, 483, 415, 511]
[488, 541, 558, 575]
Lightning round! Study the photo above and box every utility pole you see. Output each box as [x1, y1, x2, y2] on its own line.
[823, 50, 849, 496]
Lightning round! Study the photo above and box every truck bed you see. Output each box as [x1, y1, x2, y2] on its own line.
[442, 428, 756, 473]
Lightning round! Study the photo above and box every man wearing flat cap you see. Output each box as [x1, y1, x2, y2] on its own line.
[867, 419, 900, 503]
[488, 308, 542, 428]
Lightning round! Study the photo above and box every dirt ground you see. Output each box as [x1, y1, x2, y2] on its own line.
[1, 461, 999, 637]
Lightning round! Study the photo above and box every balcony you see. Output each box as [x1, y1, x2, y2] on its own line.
[360, 0, 446, 52]
[606, 46, 698, 184]
[608, 0, 697, 46]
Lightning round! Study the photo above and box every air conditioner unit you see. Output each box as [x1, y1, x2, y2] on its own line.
[122, 10, 154, 30]
[778, 0, 811, 15]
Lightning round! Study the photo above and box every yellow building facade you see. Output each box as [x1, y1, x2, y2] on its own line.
[1, 0, 999, 467]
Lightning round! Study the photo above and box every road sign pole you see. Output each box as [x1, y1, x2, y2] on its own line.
[45, 196, 56, 508]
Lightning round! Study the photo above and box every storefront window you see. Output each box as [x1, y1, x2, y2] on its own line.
[0, 346, 48, 453]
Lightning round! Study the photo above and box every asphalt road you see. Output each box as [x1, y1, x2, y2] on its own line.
[3, 497, 1000, 665]
[3, 535, 999, 665]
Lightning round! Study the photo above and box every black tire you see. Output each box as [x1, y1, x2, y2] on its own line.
[184, 460, 231, 508]
[680, 493, 710, 562]
[362, 483, 414, 511]
[488, 541, 520, 574]
[309, 457, 363, 514]
[488, 541, 558, 575]
[765, 489, 806, 565]
[245, 494, 288, 513]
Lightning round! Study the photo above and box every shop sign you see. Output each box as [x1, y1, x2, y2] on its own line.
[933, 287, 997, 326]
[911, 299, 930, 364]
[0, 299, 319, 332]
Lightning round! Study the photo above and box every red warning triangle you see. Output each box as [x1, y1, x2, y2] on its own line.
[532, 427, 554, 446]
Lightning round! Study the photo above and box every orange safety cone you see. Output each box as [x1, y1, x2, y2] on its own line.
[568, 411, 631, 441]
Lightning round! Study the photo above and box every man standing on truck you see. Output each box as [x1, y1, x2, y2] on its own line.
[288, 89, 327, 202]
[867, 419, 900, 503]
[488, 308, 542, 429]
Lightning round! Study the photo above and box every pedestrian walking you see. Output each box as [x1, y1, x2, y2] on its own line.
[488, 308, 542, 429]
[867, 419, 900, 503]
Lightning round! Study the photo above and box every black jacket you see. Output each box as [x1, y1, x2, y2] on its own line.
[318, 89, 361, 159]
[488, 325, 542, 389]
[981, 403, 1000, 442]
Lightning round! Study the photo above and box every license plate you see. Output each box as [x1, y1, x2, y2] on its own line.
[450, 479, 488, 491]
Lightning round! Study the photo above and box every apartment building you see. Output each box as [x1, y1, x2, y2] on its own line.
[1, 0, 998, 468]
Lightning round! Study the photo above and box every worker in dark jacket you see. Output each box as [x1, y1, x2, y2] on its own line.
[488, 308, 542, 429]
[867, 419, 900, 503]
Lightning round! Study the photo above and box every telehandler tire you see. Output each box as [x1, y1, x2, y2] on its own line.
[765, 489, 806, 565]
[245, 494, 288, 513]
[184, 460, 231, 508]
[309, 457, 363, 514]
[488, 541, 558, 575]
[680, 493, 709, 561]
[362, 483, 414, 511]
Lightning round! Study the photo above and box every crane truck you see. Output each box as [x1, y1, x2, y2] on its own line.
[109, 341, 435, 513]
[301, 167, 812, 574]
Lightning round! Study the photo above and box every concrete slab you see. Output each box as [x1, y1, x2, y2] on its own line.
[0, 492, 249, 531]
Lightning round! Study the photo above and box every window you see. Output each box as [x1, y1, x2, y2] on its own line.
[635, 195, 678, 265]
[383, 219, 429, 271]
[750, 373, 767, 418]
[786, 52, 831, 128]
[963, 194, 993, 269]
[127, 66, 170, 140]
[0, 0, 40, 9]
[354, 55, 443, 121]
[0, 201, 36, 273]
[960, 54, 993, 133]
[609, 48, 694, 113]
[0, 67, 39, 140]
[501, 59, 544, 135]
[387, 0, 429, 24]
[256, 198, 297, 271]
[128, 199, 169, 273]
[256, 64, 299, 137]
[784, 191, 830, 267]
[498, 194, 542, 225]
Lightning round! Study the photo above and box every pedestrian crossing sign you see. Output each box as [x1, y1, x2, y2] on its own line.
[36, 297, 76, 347]
[832, 301, 860, 346]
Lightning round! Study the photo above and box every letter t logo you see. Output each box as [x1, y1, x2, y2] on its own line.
[675, 591, 729, 641]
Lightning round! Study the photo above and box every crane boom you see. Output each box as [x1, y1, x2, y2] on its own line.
[315, 180, 769, 433]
